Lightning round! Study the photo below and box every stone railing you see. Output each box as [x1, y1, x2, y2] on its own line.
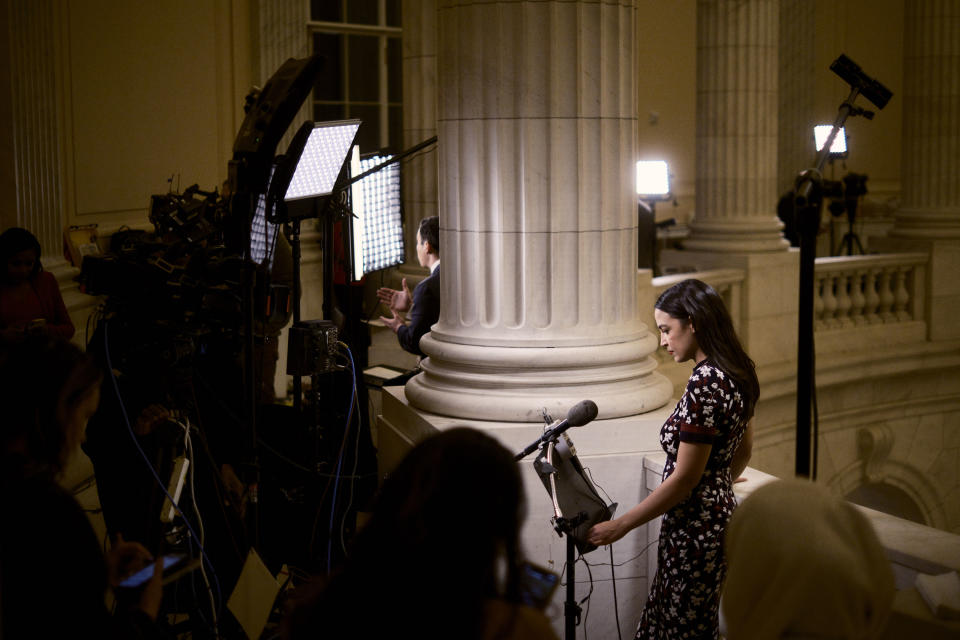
[652, 268, 745, 331]
[813, 253, 928, 331]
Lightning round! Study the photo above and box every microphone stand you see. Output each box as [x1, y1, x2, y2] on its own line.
[516, 415, 583, 640]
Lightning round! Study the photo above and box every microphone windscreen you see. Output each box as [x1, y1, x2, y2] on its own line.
[566, 399, 598, 427]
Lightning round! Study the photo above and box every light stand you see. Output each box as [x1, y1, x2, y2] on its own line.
[228, 54, 325, 549]
[793, 54, 891, 478]
[637, 160, 673, 276]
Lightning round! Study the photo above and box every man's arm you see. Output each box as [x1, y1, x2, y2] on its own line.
[396, 276, 439, 356]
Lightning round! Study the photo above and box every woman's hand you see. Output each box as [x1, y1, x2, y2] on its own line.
[138, 557, 164, 621]
[105, 533, 154, 587]
[586, 518, 628, 547]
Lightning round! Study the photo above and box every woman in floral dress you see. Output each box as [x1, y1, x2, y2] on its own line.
[587, 279, 758, 639]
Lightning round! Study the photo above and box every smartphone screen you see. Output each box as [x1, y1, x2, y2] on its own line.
[117, 553, 186, 589]
[517, 562, 560, 610]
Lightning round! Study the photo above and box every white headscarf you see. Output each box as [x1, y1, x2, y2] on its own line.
[723, 479, 895, 639]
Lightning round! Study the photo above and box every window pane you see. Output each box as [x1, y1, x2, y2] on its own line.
[386, 0, 401, 27]
[389, 105, 402, 153]
[311, 0, 342, 22]
[348, 35, 379, 102]
[350, 104, 381, 152]
[314, 103, 346, 122]
[387, 37, 402, 103]
[346, 0, 378, 25]
[313, 33, 343, 101]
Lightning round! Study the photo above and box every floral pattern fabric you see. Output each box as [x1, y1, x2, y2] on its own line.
[636, 360, 748, 640]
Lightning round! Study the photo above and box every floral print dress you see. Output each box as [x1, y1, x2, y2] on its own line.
[636, 359, 749, 640]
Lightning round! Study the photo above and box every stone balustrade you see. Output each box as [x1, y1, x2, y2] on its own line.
[652, 268, 745, 331]
[813, 253, 928, 331]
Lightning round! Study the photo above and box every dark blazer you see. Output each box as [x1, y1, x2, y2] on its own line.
[398, 265, 440, 356]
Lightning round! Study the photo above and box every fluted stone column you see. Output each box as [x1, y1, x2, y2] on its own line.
[891, 0, 960, 239]
[684, 0, 788, 252]
[5, 0, 64, 253]
[401, 0, 439, 264]
[777, 0, 815, 195]
[405, 0, 672, 422]
[873, 0, 960, 342]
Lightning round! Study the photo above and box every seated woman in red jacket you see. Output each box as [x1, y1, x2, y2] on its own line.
[0, 226, 75, 340]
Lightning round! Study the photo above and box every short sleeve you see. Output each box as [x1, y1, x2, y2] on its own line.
[676, 366, 725, 445]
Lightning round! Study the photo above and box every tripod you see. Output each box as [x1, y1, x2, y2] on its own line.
[836, 206, 864, 256]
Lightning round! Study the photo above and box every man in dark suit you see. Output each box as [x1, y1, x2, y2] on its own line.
[377, 216, 440, 357]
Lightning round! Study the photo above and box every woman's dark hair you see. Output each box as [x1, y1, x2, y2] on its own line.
[418, 215, 440, 254]
[0, 227, 43, 282]
[284, 427, 526, 639]
[0, 335, 102, 475]
[656, 279, 759, 417]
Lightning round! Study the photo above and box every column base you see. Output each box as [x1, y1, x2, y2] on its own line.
[684, 218, 790, 253]
[405, 333, 674, 421]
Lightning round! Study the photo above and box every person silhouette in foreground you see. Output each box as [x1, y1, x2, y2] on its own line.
[282, 427, 559, 640]
[0, 335, 163, 638]
[723, 479, 895, 640]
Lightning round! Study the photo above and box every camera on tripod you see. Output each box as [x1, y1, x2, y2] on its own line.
[823, 172, 868, 256]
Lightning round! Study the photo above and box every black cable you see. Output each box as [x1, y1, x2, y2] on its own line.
[101, 320, 223, 627]
[581, 537, 659, 569]
[579, 553, 593, 640]
[609, 545, 623, 640]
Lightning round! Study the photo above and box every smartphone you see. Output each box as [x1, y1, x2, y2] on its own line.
[516, 562, 561, 610]
[116, 553, 200, 589]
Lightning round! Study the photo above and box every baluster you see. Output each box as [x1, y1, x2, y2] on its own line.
[850, 269, 867, 326]
[893, 267, 911, 322]
[822, 273, 838, 328]
[835, 273, 853, 328]
[878, 269, 895, 322]
[864, 269, 881, 324]
[814, 275, 825, 331]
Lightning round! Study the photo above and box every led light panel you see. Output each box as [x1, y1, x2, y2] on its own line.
[250, 164, 278, 268]
[284, 121, 361, 201]
[814, 125, 847, 154]
[349, 151, 404, 279]
[637, 160, 670, 196]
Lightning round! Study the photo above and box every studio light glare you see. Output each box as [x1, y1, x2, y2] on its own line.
[637, 160, 670, 198]
[814, 125, 847, 155]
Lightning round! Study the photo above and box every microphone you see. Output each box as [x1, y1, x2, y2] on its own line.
[515, 400, 599, 460]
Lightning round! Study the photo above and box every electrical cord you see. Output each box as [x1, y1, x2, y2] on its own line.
[327, 342, 358, 572]
[579, 552, 594, 640]
[340, 372, 363, 555]
[101, 319, 223, 631]
[182, 419, 219, 638]
[609, 545, 622, 640]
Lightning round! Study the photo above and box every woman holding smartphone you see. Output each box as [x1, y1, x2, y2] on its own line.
[587, 279, 757, 640]
[0, 335, 162, 637]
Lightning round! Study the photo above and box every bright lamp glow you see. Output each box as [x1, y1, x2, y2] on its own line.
[284, 121, 361, 201]
[814, 125, 847, 154]
[349, 150, 404, 279]
[637, 160, 670, 197]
